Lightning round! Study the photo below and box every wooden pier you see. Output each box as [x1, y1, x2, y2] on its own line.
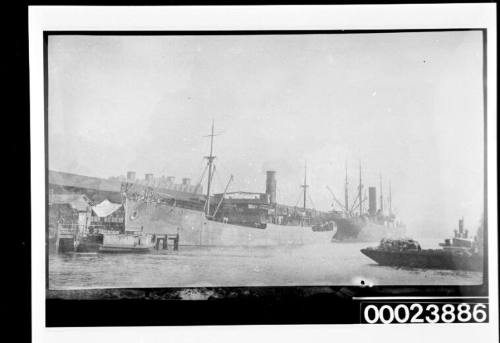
[55, 224, 79, 253]
[154, 233, 180, 251]
[54, 223, 181, 253]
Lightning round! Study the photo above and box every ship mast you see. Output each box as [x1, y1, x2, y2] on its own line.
[388, 181, 392, 216]
[379, 174, 384, 214]
[358, 162, 363, 216]
[301, 162, 309, 211]
[204, 120, 217, 216]
[344, 162, 349, 215]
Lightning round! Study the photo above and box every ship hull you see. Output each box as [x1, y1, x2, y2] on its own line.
[361, 248, 483, 271]
[99, 246, 152, 253]
[125, 200, 334, 246]
[331, 216, 405, 242]
[331, 217, 364, 240]
[75, 234, 104, 253]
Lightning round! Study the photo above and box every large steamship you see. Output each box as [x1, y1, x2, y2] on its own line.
[327, 165, 406, 241]
[123, 122, 336, 247]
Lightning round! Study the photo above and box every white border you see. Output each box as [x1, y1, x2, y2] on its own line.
[29, 5, 497, 343]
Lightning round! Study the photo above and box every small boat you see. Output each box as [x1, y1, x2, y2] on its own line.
[312, 221, 336, 233]
[98, 245, 152, 253]
[98, 232, 155, 253]
[75, 233, 104, 252]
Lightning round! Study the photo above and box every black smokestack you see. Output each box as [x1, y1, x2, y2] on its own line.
[126, 171, 136, 181]
[145, 173, 154, 183]
[368, 187, 377, 215]
[266, 171, 277, 205]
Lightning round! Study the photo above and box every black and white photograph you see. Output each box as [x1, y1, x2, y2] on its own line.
[29, 4, 497, 343]
[46, 31, 486, 288]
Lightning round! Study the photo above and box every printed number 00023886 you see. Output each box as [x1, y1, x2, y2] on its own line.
[362, 303, 488, 324]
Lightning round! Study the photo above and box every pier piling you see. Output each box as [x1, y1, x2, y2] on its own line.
[154, 234, 179, 251]
[173, 233, 179, 251]
[56, 223, 77, 253]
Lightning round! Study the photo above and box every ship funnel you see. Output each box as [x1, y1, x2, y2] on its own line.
[266, 170, 277, 205]
[126, 171, 136, 181]
[145, 173, 154, 183]
[368, 187, 377, 215]
[459, 218, 464, 234]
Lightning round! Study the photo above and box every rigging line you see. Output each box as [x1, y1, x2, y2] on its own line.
[213, 174, 233, 218]
[349, 192, 361, 213]
[194, 164, 209, 194]
[152, 177, 160, 189]
[203, 162, 217, 214]
[307, 194, 316, 210]
[275, 188, 281, 205]
[351, 193, 368, 212]
[215, 166, 228, 195]
[199, 163, 209, 184]
[196, 156, 207, 187]
[350, 196, 362, 211]
[212, 159, 232, 184]
[214, 153, 233, 183]
[158, 164, 168, 178]
[203, 165, 217, 214]
[203, 164, 217, 213]
[327, 186, 346, 212]
[217, 159, 232, 185]
[210, 165, 217, 192]
[215, 167, 233, 197]
[294, 190, 303, 208]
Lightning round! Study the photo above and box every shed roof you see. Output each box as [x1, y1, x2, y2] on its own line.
[92, 199, 123, 217]
[51, 194, 90, 212]
[49, 170, 121, 193]
[49, 170, 203, 202]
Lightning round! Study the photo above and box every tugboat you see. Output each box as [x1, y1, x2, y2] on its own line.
[360, 218, 483, 272]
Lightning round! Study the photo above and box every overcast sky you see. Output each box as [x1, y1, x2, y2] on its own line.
[48, 31, 484, 237]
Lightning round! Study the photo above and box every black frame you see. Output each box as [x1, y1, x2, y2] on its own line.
[44, 29, 489, 326]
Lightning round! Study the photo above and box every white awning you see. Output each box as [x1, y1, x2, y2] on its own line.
[92, 199, 122, 217]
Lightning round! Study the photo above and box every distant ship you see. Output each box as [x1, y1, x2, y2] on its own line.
[360, 218, 484, 271]
[325, 164, 405, 241]
[123, 122, 335, 247]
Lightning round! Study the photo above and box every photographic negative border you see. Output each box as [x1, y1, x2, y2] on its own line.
[43, 28, 489, 326]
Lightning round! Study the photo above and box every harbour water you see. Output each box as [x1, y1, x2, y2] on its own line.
[48, 239, 483, 290]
